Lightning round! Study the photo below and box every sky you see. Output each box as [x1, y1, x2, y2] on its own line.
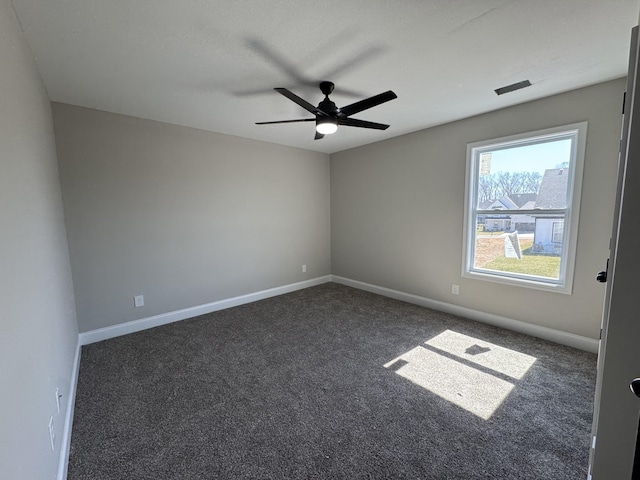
[480, 138, 572, 175]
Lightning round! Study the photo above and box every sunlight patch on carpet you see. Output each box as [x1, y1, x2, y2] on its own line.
[384, 330, 537, 420]
[425, 330, 537, 380]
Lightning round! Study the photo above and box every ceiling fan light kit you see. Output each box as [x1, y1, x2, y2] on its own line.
[256, 81, 397, 140]
[316, 117, 338, 135]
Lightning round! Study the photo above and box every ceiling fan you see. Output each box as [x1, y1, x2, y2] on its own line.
[256, 81, 397, 140]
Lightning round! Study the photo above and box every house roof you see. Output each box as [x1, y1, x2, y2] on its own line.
[509, 193, 538, 208]
[481, 196, 520, 210]
[534, 169, 569, 209]
[519, 200, 537, 210]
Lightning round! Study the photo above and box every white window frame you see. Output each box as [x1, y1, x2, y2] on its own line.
[462, 122, 587, 294]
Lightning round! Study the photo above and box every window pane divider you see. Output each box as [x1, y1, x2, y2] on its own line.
[475, 209, 566, 216]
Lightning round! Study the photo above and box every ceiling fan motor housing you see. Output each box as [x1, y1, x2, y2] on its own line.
[318, 98, 339, 115]
[319, 81, 335, 96]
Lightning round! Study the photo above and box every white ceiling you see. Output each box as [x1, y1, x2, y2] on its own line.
[11, 0, 640, 154]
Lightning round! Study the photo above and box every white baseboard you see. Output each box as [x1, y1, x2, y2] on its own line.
[331, 275, 599, 353]
[79, 276, 332, 345]
[57, 338, 81, 480]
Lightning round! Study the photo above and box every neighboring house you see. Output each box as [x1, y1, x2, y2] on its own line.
[481, 195, 537, 232]
[532, 168, 569, 253]
[509, 194, 537, 232]
[481, 197, 517, 231]
[476, 200, 493, 229]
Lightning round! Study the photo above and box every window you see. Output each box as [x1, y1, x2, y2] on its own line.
[462, 122, 587, 293]
[552, 221, 564, 243]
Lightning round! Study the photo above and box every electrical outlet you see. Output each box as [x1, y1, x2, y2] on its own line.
[134, 295, 144, 308]
[48, 416, 55, 451]
[302, 265, 307, 273]
[451, 284, 460, 295]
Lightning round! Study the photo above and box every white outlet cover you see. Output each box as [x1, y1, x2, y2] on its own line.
[134, 295, 144, 307]
[302, 265, 307, 273]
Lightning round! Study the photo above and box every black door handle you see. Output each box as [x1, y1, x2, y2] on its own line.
[631, 378, 640, 398]
[596, 258, 609, 283]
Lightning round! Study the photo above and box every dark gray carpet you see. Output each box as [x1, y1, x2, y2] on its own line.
[68, 283, 596, 479]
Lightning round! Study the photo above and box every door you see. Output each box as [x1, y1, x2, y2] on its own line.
[588, 25, 640, 479]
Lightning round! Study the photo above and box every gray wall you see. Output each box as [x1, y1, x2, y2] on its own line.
[331, 79, 624, 340]
[0, 0, 79, 478]
[52, 103, 331, 333]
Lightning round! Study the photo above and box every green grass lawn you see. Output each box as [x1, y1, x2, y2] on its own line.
[482, 240, 561, 279]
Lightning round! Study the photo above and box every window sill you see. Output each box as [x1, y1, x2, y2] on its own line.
[462, 269, 572, 295]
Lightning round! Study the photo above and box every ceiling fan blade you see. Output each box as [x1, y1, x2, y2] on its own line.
[314, 131, 324, 140]
[256, 118, 316, 125]
[274, 88, 327, 116]
[339, 90, 397, 117]
[338, 117, 390, 130]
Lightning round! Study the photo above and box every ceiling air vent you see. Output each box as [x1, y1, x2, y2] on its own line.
[494, 80, 532, 96]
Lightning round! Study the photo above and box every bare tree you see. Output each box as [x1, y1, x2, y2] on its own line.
[479, 174, 497, 202]
[496, 172, 524, 197]
[477, 171, 541, 202]
[521, 171, 542, 194]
